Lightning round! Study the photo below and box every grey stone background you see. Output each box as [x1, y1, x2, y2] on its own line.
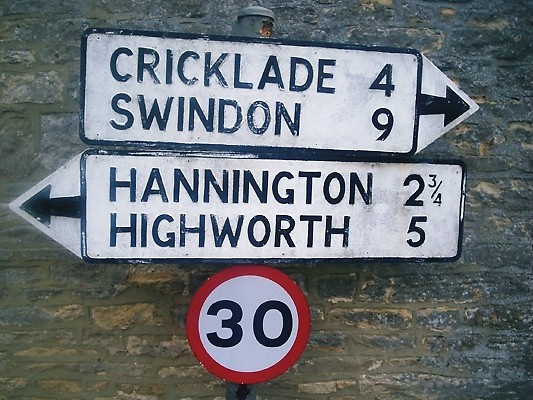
[0, 0, 531, 398]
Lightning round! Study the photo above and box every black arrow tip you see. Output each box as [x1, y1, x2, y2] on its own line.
[418, 86, 471, 127]
[444, 86, 470, 126]
[21, 185, 53, 226]
[20, 185, 81, 227]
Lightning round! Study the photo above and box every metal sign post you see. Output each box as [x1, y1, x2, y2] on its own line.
[229, 11, 274, 398]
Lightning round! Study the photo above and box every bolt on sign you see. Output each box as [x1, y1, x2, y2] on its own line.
[80, 28, 478, 157]
[10, 150, 466, 262]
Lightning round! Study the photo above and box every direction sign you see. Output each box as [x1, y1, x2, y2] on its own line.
[186, 265, 310, 384]
[81, 28, 478, 158]
[9, 150, 466, 262]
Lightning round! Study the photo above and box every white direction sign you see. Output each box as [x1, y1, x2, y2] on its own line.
[81, 28, 478, 157]
[10, 150, 466, 262]
[186, 265, 310, 384]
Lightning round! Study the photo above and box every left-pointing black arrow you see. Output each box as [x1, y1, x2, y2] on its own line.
[418, 86, 471, 127]
[20, 185, 81, 227]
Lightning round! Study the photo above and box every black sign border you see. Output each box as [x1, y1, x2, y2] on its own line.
[79, 149, 465, 264]
[79, 27, 423, 160]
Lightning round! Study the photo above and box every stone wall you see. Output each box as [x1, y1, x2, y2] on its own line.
[0, 0, 532, 399]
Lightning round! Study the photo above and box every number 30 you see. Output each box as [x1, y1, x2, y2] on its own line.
[206, 300, 293, 348]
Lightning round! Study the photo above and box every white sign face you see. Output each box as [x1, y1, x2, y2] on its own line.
[186, 265, 310, 384]
[79, 150, 465, 262]
[81, 29, 478, 156]
[9, 150, 466, 262]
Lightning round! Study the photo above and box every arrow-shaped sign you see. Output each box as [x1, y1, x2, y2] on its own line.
[10, 150, 466, 262]
[416, 55, 478, 151]
[81, 28, 478, 158]
[9, 154, 82, 256]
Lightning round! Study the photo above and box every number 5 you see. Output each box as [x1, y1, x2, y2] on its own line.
[407, 216, 427, 247]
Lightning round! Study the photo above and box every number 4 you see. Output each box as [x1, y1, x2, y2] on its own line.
[370, 64, 395, 97]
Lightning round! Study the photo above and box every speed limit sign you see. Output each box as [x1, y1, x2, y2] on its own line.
[186, 265, 311, 384]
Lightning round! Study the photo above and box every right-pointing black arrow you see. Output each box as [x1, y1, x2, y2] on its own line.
[20, 185, 81, 227]
[418, 86, 471, 127]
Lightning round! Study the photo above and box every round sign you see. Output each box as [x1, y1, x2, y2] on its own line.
[186, 265, 310, 384]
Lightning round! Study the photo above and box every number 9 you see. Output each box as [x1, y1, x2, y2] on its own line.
[372, 108, 394, 141]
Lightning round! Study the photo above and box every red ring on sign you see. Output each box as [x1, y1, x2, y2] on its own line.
[186, 265, 310, 384]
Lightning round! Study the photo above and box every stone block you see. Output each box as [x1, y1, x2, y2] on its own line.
[329, 308, 412, 330]
[91, 303, 164, 331]
[416, 308, 460, 331]
[298, 379, 357, 394]
[9, 0, 86, 14]
[37, 379, 82, 395]
[15, 347, 77, 358]
[80, 362, 152, 378]
[169, 304, 188, 330]
[355, 334, 416, 351]
[0, 266, 44, 285]
[117, 383, 167, 397]
[360, 373, 493, 399]
[49, 263, 126, 299]
[0, 306, 51, 326]
[0, 116, 39, 178]
[317, 273, 357, 302]
[360, 273, 475, 304]
[422, 335, 448, 353]
[308, 331, 345, 350]
[296, 356, 374, 378]
[158, 365, 208, 380]
[464, 303, 532, 330]
[0, 18, 85, 43]
[0, 377, 28, 392]
[0, 72, 63, 104]
[0, 49, 35, 65]
[39, 113, 85, 171]
[126, 335, 189, 358]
